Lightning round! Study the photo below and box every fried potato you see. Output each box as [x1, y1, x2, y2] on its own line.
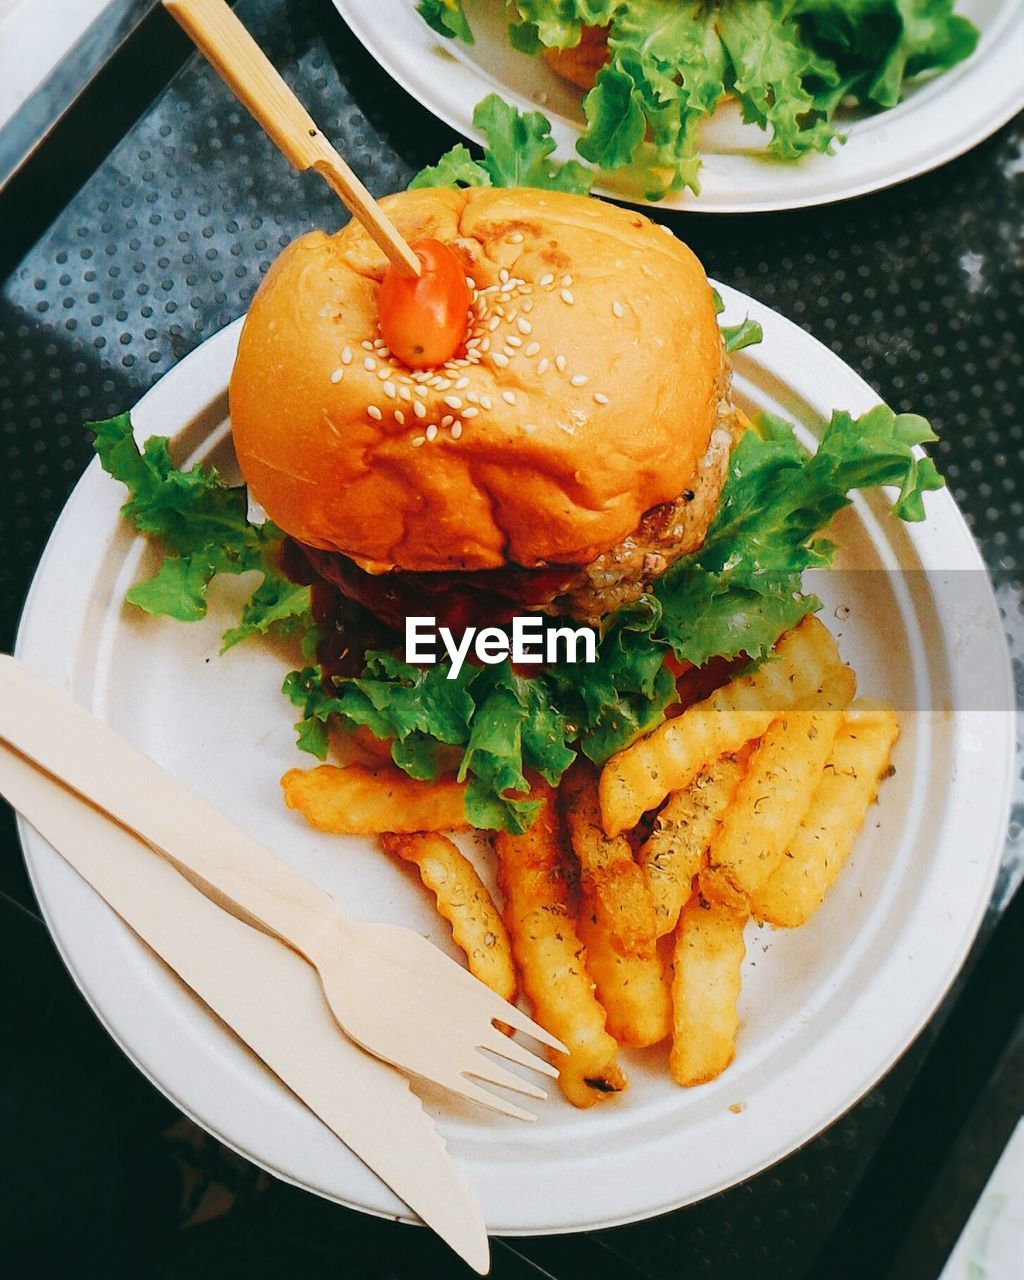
[282, 763, 468, 835]
[599, 616, 842, 836]
[575, 907, 671, 1047]
[670, 896, 747, 1087]
[638, 751, 750, 936]
[495, 790, 627, 1108]
[559, 764, 669, 1046]
[350, 724, 394, 764]
[560, 763, 658, 958]
[708, 663, 856, 898]
[752, 699, 900, 928]
[380, 833, 516, 1003]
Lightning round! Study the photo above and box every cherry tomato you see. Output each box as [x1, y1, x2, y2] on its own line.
[378, 238, 472, 369]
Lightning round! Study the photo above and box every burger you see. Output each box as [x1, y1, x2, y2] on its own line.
[229, 186, 739, 658]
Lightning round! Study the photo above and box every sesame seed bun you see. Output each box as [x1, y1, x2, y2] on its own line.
[229, 186, 723, 574]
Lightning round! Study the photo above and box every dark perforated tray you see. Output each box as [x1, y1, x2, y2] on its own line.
[1, 2, 1022, 1276]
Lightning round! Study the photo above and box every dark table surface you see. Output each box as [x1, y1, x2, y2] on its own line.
[1, 2, 1022, 1277]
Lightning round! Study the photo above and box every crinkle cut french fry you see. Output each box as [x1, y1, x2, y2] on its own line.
[708, 663, 856, 897]
[576, 907, 671, 1047]
[495, 791, 627, 1108]
[380, 833, 516, 1003]
[670, 896, 747, 1087]
[282, 763, 468, 835]
[752, 699, 900, 928]
[560, 764, 668, 1046]
[599, 616, 842, 837]
[560, 763, 658, 958]
[638, 752, 749, 937]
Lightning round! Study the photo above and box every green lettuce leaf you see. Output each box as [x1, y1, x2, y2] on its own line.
[90, 412, 312, 641]
[411, 95, 593, 194]
[416, 0, 473, 43]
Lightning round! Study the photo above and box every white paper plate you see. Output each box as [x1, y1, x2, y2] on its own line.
[335, 0, 1024, 212]
[15, 286, 1013, 1234]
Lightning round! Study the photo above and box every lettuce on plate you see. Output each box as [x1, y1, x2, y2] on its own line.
[90, 102, 943, 833]
[418, 0, 979, 196]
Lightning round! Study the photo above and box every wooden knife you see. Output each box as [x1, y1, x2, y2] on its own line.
[0, 740, 489, 1273]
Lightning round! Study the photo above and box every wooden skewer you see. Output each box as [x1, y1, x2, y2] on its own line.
[163, 0, 420, 277]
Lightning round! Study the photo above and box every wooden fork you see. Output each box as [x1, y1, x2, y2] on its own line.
[0, 655, 563, 1119]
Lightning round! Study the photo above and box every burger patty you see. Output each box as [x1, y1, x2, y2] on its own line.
[552, 371, 741, 623]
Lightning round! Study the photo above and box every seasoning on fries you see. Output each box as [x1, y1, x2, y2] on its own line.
[495, 790, 627, 1108]
[598, 617, 842, 837]
[752, 699, 900, 928]
[380, 832, 516, 1002]
[561, 764, 670, 1047]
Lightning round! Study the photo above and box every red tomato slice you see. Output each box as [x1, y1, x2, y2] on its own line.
[378, 238, 472, 369]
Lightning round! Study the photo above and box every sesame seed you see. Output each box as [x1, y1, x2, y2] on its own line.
[517, 318, 532, 335]
[435, 378, 452, 390]
[508, 231, 524, 243]
[341, 346, 353, 365]
[462, 406, 479, 419]
[383, 380, 396, 398]
[594, 392, 610, 405]
[479, 337, 491, 352]
[411, 436, 426, 447]
[373, 337, 386, 350]
[413, 400, 427, 419]
[493, 352, 509, 368]
[539, 273, 554, 288]
[455, 376, 470, 389]
[413, 385, 428, 398]
[467, 390, 480, 404]
[612, 301, 625, 318]
[443, 395, 463, 410]
[502, 390, 516, 406]
[451, 421, 463, 439]
[465, 276, 475, 289]
[395, 410, 405, 425]
[441, 415, 454, 428]
[560, 289, 574, 305]
[330, 368, 344, 384]
[399, 385, 412, 402]
[659, 223, 674, 236]
[487, 316, 501, 332]
[367, 405, 382, 421]
[480, 395, 492, 410]
[555, 354, 567, 372]
[522, 299, 534, 313]
[425, 424, 438, 442]
[364, 356, 377, 371]
[362, 340, 374, 351]
[507, 335, 522, 348]
[571, 374, 589, 387]
[561, 274, 573, 287]
[500, 280, 517, 293]
[537, 357, 550, 374]
[525, 341, 541, 357]
[499, 268, 510, 283]
[466, 338, 482, 350]
[377, 367, 390, 381]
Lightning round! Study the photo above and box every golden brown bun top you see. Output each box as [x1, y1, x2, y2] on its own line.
[229, 186, 723, 573]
